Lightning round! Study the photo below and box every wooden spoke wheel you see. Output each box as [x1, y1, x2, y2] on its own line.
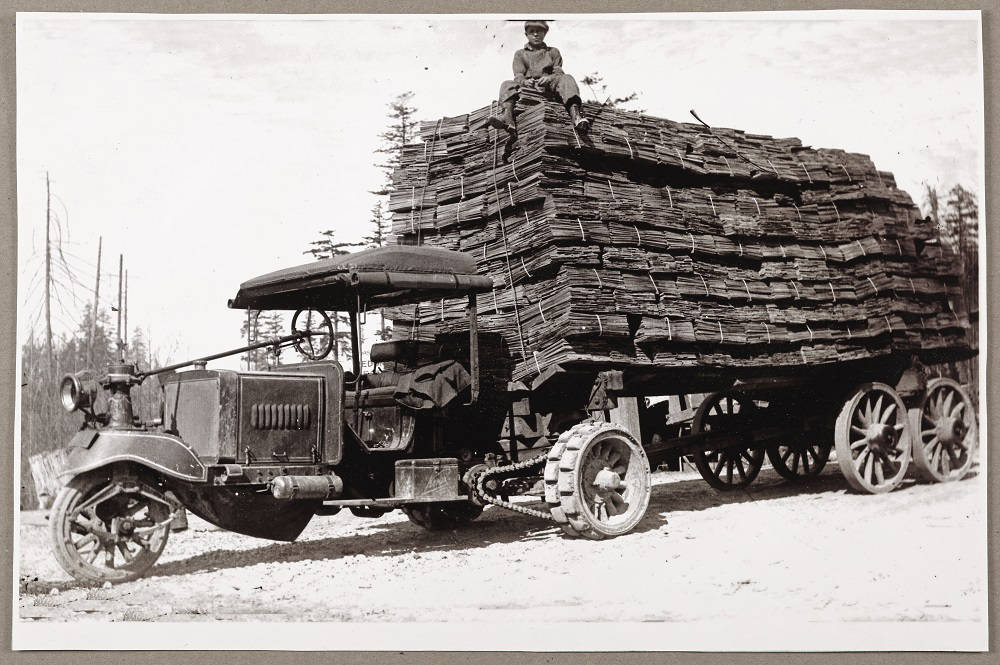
[49, 473, 172, 584]
[766, 441, 832, 481]
[544, 421, 651, 540]
[834, 382, 912, 494]
[402, 502, 484, 531]
[693, 392, 766, 491]
[911, 378, 976, 482]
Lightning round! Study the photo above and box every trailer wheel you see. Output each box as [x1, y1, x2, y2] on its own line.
[546, 421, 651, 540]
[692, 392, 765, 491]
[49, 471, 172, 584]
[401, 502, 484, 531]
[911, 378, 976, 483]
[766, 442, 832, 481]
[834, 382, 912, 493]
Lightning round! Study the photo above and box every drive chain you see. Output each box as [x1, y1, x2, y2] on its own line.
[473, 454, 555, 522]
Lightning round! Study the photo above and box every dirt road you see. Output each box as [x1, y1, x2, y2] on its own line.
[17, 464, 985, 624]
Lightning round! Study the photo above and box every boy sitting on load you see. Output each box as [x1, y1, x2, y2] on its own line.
[488, 20, 590, 138]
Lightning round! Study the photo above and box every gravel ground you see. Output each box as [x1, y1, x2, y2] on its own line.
[17, 463, 986, 624]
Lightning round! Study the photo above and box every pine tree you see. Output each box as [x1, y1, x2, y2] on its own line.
[580, 72, 641, 110]
[304, 230, 362, 261]
[362, 201, 390, 249]
[371, 91, 419, 198]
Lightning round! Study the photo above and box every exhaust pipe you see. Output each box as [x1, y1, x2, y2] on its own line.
[271, 474, 344, 500]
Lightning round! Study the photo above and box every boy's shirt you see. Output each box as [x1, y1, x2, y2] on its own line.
[512, 41, 565, 82]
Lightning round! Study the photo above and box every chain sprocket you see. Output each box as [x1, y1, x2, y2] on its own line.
[472, 453, 555, 522]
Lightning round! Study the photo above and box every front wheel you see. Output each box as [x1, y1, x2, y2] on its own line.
[49, 471, 173, 584]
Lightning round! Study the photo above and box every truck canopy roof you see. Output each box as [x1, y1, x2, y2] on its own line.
[228, 245, 493, 311]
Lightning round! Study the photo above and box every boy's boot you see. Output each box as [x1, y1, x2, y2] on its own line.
[487, 101, 518, 137]
[568, 103, 590, 132]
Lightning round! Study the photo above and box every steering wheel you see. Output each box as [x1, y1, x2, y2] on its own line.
[290, 308, 334, 360]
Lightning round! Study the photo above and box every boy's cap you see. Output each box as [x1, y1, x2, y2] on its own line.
[524, 20, 549, 32]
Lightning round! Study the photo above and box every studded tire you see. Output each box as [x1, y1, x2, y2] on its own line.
[544, 420, 651, 540]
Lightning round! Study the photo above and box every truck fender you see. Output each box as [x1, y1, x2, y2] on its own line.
[58, 429, 208, 484]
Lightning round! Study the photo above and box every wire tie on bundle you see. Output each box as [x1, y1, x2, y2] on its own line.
[708, 193, 717, 217]
[832, 201, 841, 222]
[819, 244, 827, 261]
[593, 268, 603, 289]
[648, 272, 660, 295]
[595, 314, 604, 336]
[699, 273, 710, 296]
[895, 238, 903, 255]
[742, 279, 752, 301]
[884, 315, 893, 333]
[634, 225, 643, 247]
[623, 133, 634, 159]
[780, 243, 787, 258]
[806, 324, 814, 342]
[800, 348, 808, 363]
[799, 161, 812, 183]
[908, 277, 916, 294]
[752, 197, 761, 216]
[520, 256, 532, 278]
[456, 198, 462, 224]
[718, 320, 725, 343]
[846, 325, 852, 339]
[608, 179, 618, 202]
[840, 165, 853, 182]
[919, 316, 926, 330]
[524, 210, 532, 228]
[533, 350, 542, 375]
[483, 242, 489, 260]
[738, 240, 744, 257]
[688, 232, 696, 254]
[722, 155, 734, 176]
[508, 182, 516, 208]
[791, 281, 800, 299]
[410, 303, 420, 339]
[829, 281, 837, 302]
[510, 160, 520, 183]
[857, 239, 867, 256]
[459, 174, 465, 200]
[767, 158, 779, 174]
[866, 276, 879, 295]
[666, 317, 673, 341]
[792, 202, 802, 221]
[675, 148, 685, 168]
[537, 301, 546, 322]
[763, 322, 771, 344]
[665, 185, 674, 208]
[409, 187, 416, 232]
[440, 298, 446, 321]
[577, 217, 587, 241]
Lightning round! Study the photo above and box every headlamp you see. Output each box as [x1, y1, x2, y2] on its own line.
[59, 371, 98, 413]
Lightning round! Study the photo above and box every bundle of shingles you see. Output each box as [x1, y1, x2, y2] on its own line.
[384, 89, 974, 383]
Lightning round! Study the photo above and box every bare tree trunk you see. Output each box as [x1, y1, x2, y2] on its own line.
[90, 236, 102, 365]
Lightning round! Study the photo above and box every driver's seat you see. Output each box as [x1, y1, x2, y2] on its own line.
[369, 340, 441, 368]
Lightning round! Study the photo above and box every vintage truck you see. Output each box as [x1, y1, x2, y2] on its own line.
[49, 244, 977, 583]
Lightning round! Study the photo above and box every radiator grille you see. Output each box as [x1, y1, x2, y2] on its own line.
[250, 403, 312, 430]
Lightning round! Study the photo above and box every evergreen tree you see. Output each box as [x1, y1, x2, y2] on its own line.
[371, 91, 420, 197]
[304, 229, 362, 261]
[362, 201, 390, 249]
[580, 72, 641, 110]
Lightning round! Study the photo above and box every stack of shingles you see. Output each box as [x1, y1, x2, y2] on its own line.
[384, 89, 972, 383]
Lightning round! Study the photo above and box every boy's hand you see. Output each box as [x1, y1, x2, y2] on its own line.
[537, 74, 554, 85]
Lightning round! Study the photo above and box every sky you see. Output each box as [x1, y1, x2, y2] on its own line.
[15, 11, 984, 367]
